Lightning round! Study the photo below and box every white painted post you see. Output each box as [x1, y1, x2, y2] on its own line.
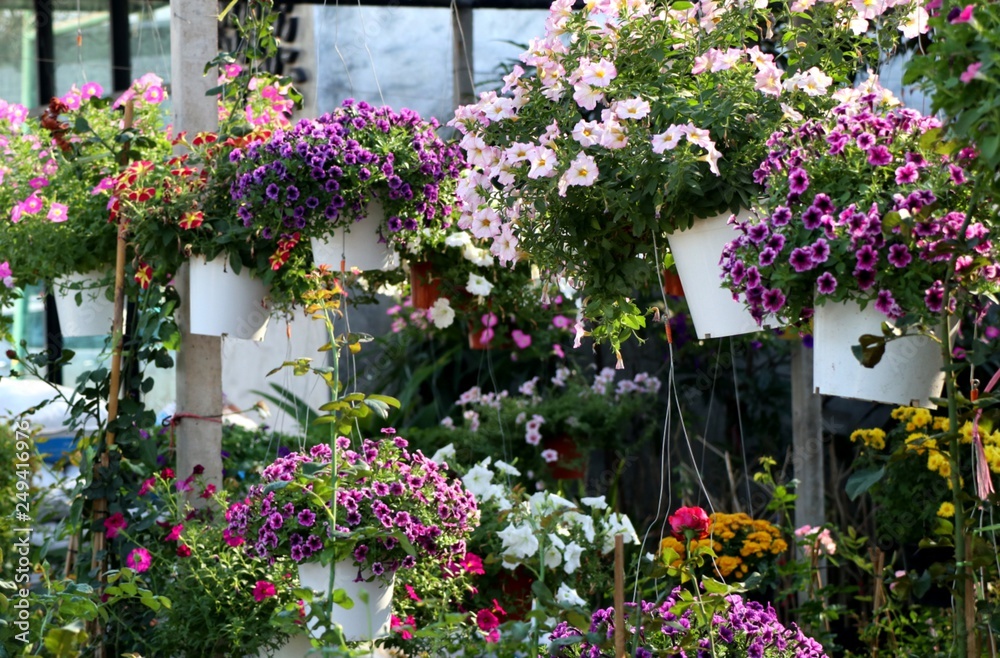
[792, 342, 824, 530]
[170, 0, 223, 490]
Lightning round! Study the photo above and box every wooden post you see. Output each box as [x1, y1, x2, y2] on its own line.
[451, 4, 475, 107]
[614, 534, 625, 658]
[171, 0, 223, 492]
[791, 342, 824, 609]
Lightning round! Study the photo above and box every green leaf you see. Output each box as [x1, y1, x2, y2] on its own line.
[845, 466, 885, 500]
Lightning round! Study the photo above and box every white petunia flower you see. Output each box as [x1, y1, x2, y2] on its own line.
[430, 443, 456, 464]
[563, 541, 584, 574]
[555, 583, 587, 607]
[466, 272, 494, 296]
[581, 495, 608, 510]
[429, 297, 455, 329]
[498, 523, 540, 559]
[462, 460, 495, 499]
[494, 460, 521, 477]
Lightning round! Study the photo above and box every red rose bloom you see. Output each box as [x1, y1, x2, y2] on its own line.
[668, 506, 711, 540]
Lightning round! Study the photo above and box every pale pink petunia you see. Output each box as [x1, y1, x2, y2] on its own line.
[571, 120, 603, 147]
[685, 126, 714, 150]
[47, 202, 68, 223]
[651, 125, 688, 154]
[541, 449, 559, 463]
[573, 83, 604, 111]
[578, 57, 617, 88]
[504, 142, 534, 164]
[711, 48, 744, 72]
[754, 64, 784, 97]
[691, 52, 714, 75]
[561, 152, 599, 188]
[502, 65, 525, 93]
[899, 6, 930, 38]
[491, 225, 520, 264]
[527, 146, 558, 179]
[746, 46, 774, 70]
[598, 119, 628, 149]
[614, 97, 651, 120]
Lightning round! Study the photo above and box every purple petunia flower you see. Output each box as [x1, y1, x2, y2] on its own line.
[868, 145, 893, 166]
[297, 509, 316, 527]
[801, 206, 823, 230]
[759, 248, 778, 267]
[747, 223, 770, 244]
[887, 243, 911, 268]
[875, 289, 901, 318]
[925, 280, 945, 312]
[789, 247, 815, 272]
[788, 167, 810, 194]
[816, 272, 837, 295]
[855, 245, 878, 271]
[762, 288, 786, 313]
[771, 206, 792, 226]
[810, 238, 830, 263]
[855, 132, 876, 150]
[855, 268, 876, 290]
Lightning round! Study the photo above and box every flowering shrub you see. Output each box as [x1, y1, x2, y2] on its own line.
[225, 435, 479, 583]
[659, 512, 787, 581]
[230, 100, 464, 271]
[548, 587, 827, 657]
[450, 0, 921, 351]
[722, 83, 997, 328]
[414, 366, 661, 484]
[847, 405, 1000, 545]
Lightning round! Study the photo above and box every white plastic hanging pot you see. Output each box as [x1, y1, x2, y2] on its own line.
[311, 201, 400, 272]
[812, 299, 946, 408]
[666, 208, 770, 339]
[52, 270, 117, 337]
[188, 256, 270, 341]
[298, 558, 395, 642]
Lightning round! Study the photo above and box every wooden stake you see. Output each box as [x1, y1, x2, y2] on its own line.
[89, 99, 133, 658]
[614, 533, 625, 658]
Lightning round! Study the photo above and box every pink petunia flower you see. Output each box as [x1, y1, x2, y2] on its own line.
[949, 3, 973, 22]
[252, 580, 277, 602]
[126, 547, 152, 573]
[47, 203, 68, 223]
[104, 512, 127, 539]
[960, 62, 982, 84]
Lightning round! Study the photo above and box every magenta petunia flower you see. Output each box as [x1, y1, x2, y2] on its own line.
[867, 145, 893, 166]
[894, 162, 919, 185]
[126, 547, 152, 573]
[949, 4, 974, 23]
[104, 512, 127, 539]
[252, 580, 277, 602]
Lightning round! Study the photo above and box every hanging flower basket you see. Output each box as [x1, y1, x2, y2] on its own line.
[188, 256, 270, 341]
[666, 209, 769, 339]
[812, 299, 946, 408]
[51, 270, 117, 337]
[544, 434, 587, 480]
[409, 261, 441, 310]
[298, 558, 395, 642]
[310, 201, 400, 273]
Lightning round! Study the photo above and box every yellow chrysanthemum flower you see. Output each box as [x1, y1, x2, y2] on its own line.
[937, 502, 955, 518]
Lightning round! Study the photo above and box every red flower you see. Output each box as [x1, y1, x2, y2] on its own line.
[176, 544, 192, 558]
[668, 506, 711, 540]
[160, 467, 175, 481]
[134, 262, 153, 289]
[199, 484, 217, 499]
[252, 580, 276, 602]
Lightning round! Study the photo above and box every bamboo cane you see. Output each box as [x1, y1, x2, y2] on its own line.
[89, 99, 134, 657]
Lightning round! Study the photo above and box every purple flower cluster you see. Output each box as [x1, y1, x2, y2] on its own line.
[722, 90, 997, 327]
[229, 99, 463, 250]
[548, 588, 827, 657]
[225, 435, 479, 578]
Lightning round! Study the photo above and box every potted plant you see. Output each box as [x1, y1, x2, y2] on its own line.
[721, 84, 997, 406]
[117, 64, 297, 341]
[0, 80, 166, 336]
[225, 433, 479, 642]
[230, 100, 464, 283]
[449, 0, 922, 353]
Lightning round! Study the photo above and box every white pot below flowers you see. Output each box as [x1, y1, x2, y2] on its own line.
[188, 256, 270, 341]
[300, 558, 395, 643]
[52, 270, 117, 337]
[311, 202, 400, 272]
[666, 209, 771, 339]
[812, 299, 946, 408]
